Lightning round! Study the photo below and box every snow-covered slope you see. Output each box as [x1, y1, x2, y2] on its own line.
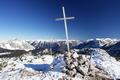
[0, 54, 67, 80]
[1, 48, 120, 80]
[91, 48, 120, 79]
[0, 39, 34, 51]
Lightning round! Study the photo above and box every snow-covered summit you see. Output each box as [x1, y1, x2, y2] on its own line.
[0, 39, 34, 51]
[0, 54, 67, 80]
[91, 48, 120, 79]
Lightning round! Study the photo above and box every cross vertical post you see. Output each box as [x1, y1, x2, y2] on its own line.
[56, 6, 75, 53]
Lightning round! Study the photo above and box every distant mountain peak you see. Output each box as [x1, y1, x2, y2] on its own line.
[0, 39, 34, 51]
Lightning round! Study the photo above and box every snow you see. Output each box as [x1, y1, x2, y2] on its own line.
[1, 37, 120, 80]
[96, 38, 119, 42]
[52, 54, 66, 72]
[91, 48, 120, 79]
[85, 38, 119, 48]
[96, 38, 119, 47]
[0, 39, 34, 51]
[0, 55, 66, 80]
[0, 52, 11, 56]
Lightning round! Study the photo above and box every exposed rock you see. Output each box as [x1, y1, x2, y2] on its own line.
[64, 52, 90, 77]
[68, 69, 77, 77]
[76, 66, 87, 76]
[72, 52, 79, 59]
[73, 61, 78, 67]
[64, 57, 72, 66]
[65, 52, 72, 58]
[78, 59, 84, 65]
[67, 64, 75, 70]
[85, 61, 90, 68]
[82, 55, 88, 61]
[95, 72, 112, 80]
[63, 49, 113, 80]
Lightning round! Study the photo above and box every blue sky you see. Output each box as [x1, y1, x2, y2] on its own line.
[0, 0, 120, 40]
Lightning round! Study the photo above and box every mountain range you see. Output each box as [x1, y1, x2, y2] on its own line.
[0, 38, 120, 79]
[0, 38, 120, 57]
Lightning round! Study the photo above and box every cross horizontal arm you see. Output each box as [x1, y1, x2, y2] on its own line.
[56, 17, 75, 21]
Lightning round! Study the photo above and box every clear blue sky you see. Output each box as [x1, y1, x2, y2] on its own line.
[0, 0, 120, 40]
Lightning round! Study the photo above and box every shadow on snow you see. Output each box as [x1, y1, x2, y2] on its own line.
[24, 64, 51, 71]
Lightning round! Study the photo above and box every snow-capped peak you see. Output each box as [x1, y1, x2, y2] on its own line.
[0, 39, 34, 51]
[81, 38, 120, 48]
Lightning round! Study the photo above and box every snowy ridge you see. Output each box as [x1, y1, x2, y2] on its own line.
[91, 48, 120, 79]
[0, 52, 11, 56]
[95, 38, 119, 47]
[75, 38, 120, 49]
[0, 39, 34, 51]
[88, 38, 119, 47]
[0, 38, 119, 52]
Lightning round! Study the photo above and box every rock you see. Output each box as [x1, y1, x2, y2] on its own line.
[78, 59, 84, 65]
[67, 69, 77, 77]
[65, 52, 72, 58]
[82, 55, 87, 61]
[62, 67, 67, 73]
[67, 64, 75, 70]
[95, 72, 112, 80]
[65, 57, 72, 65]
[88, 69, 95, 77]
[76, 66, 88, 76]
[63, 49, 114, 80]
[90, 63, 96, 70]
[21, 70, 39, 76]
[73, 61, 78, 67]
[72, 68, 77, 77]
[85, 61, 90, 68]
[72, 52, 79, 59]
[77, 55, 82, 60]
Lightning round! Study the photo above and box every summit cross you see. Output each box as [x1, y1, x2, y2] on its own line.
[56, 6, 75, 53]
